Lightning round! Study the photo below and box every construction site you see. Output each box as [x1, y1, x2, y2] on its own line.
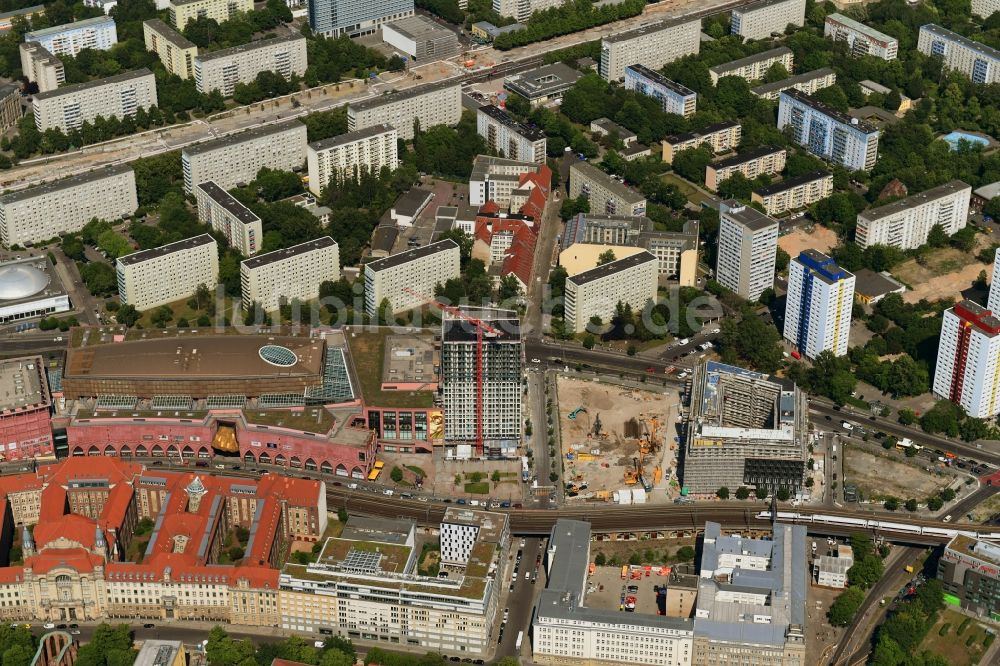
[556, 376, 681, 504]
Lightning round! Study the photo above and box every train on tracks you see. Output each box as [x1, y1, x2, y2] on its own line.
[759, 511, 1000, 541]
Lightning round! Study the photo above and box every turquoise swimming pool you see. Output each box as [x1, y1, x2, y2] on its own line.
[942, 130, 991, 151]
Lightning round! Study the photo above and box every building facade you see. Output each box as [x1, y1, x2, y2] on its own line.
[564, 251, 658, 334]
[0, 255, 70, 324]
[709, 47, 794, 85]
[938, 534, 1000, 619]
[824, 13, 898, 60]
[181, 120, 307, 193]
[117, 234, 219, 311]
[624, 64, 696, 117]
[705, 145, 786, 192]
[194, 181, 262, 256]
[715, 199, 778, 301]
[783, 249, 855, 359]
[19, 43, 65, 93]
[989, 248, 1000, 314]
[193, 35, 307, 96]
[777, 89, 880, 171]
[0, 165, 137, 247]
[307, 124, 398, 196]
[730, 0, 806, 41]
[599, 17, 701, 82]
[0, 83, 21, 131]
[476, 105, 546, 163]
[569, 161, 647, 217]
[240, 237, 340, 312]
[32, 69, 157, 133]
[751, 170, 833, 215]
[854, 180, 971, 250]
[932, 300, 1000, 419]
[363, 239, 461, 316]
[308, 0, 414, 37]
[0, 355, 52, 462]
[468, 155, 548, 208]
[750, 67, 836, 101]
[918, 24, 1000, 85]
[24, 16, 117, 57]
[143, 19, 197, 79]
[492, 0, 560, 22]
[381, 15, 460, 60]
[347, 80, 461, 140]
[168, 0, 254, 30]
[973, 0, 1000, 19]
[661, 121, 741, 164]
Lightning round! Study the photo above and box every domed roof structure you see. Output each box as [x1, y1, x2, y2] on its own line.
[0, 263, 48, 301]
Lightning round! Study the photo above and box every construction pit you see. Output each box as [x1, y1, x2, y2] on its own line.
[556, 377, 682, 504]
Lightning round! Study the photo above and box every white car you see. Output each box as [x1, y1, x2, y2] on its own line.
[678, 338, 690, 346]
[314, 641, 325, 648]
[531, 358, 541, 363]
[43, 623, 55, 629]
[841, 421, 854, 430]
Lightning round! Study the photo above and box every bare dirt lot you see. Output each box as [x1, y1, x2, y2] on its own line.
[844, 448, 959, 501]
[892, 240, 994, 303]
[556, 377, 681, 502]
[778, 223, 839, 256]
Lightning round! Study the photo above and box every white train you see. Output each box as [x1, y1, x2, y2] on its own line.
[755, 511, 1000, 541]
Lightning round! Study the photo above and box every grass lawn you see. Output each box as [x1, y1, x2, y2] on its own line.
[662, 172, 708, 206]
[920, 609, 992, 666]
[135, 294, 239, 329]
[345, 328, 435, 408]
[464, 482, 490, 494]
[406, 465, 428, 478]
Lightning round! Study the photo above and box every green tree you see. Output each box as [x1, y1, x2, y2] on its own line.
[716, 486, 730, 500]
[337, 507, 348, 523]
[596, 248, 617, 266]
[904, 498, 918, 512]
[676, 546, 695, 561]
[583, 333, 595, 349]
[116, 304, 141, 327]
[828, 587, 865, 626]
[735, 486, 750, 500]
[390, 466, 403, 483]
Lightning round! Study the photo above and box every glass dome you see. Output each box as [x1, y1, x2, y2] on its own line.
[259, 344, 298, 367]
[0, 264, 48, 300]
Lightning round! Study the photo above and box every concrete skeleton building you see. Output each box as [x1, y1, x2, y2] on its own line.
[662, 121, 741, 164]
[563, 251, 658, 334]
[168, 0, 254, 30]
[938, 534, 1000, 618]
[32, 68, 157, 133]
[777, 89, 880, 171]
[181, 119, 307, 193]
[709, 47, 794, 85]
[194, 35, 307, 96]
[307, 124, 398, 196]
[0, 165, 137, 248]
[569, 161, 647, 217]
[0, 256, 70, 325]
[363, 239, 461, 316]
[476, 104, 546, 164]
[751, 170, 833, 216]
[599, 17, 701, 82]
[715, 199, 778, 301]
[750, 67, 836, 101]
[624, 64, 697, 117]
[116, 234, 219, 312]
[381, 14, 460, 60]
[503, 62, 581, 106]
[782, 249, 855, 359]
[240, 236, 340, 312]
[24, 15, 117, 57]
[19, 42, 64, 93]
[918, 24, 1000, 85]
[933, 300, 1000, 419]
[347, 80, 461, 141]
[308, 0, 414, 37]
[469, 155, 547, 208]
[194, 181, 263, 256]
[705, 145, 786, 192]
[143, 19, 197, 79]
[0, 355, 53, 461]
[854, 180, 971, 250]
[730, 0, 806, 41]
[824, 13, 898, 60]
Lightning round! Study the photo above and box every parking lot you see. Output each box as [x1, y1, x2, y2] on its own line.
[583, 565, 667, 616]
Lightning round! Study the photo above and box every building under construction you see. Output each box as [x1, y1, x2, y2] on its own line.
[440, 308, 522, 458]
[682, 361, 808, 494]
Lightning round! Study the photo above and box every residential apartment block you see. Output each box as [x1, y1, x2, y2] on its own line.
[32, 68, 157, 133]
[661, 121, 741, 164]
[347, 80, 461, 140]
[18, 42, 63, 93]
[493, 0, 560, 22]
[308, 0, 414, 37]
[306, 124, 398, 196]
[750, 67, 836, 101]
[730, 0, 806, 41]
[194, 181, 262, 256]
[476, 104, 546, 163]
[855, 180, 971, 250]
[117, 234, 219, 311]
[709, 46, 794, 85]
[705, 145, 786, 192]
[973, 0, 1000, 18]
[564, 251, 658, 334]
[933, 300, 1000, 418]
[143, 19, 197, 79]
[381, 14, 460, 60]
[569, 161, 647, 216]
[363, 239, 461, 316]
[989, 248, 1000, 313]
[0, 165, 137, 247]
[168, 0, 254, 30]
[752, 170, 833, 215]
[824, 13, 898, 60]
[503, 62, 582, 106]
[181, 120, 307, 193]
[624, 64, 697, 117]
[783, 249, 855, 358]
[716, 199, 778, 301]
[599, 17, 701, 82]
[24, 15, 117, 57]
[0, 83, 21, 132]
[918, 24, 1000, 85]
[194, 35, 307, 96]
[938, 534, 1000, 618]
[240, 236, 340, 312]
[777, 89, 880, 171]
[468, 155, 545, 207]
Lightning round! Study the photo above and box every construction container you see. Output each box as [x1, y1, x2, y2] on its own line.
[631, 488, 647, 504]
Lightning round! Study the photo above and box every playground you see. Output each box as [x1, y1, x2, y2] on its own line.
[556, 377, 682, 503]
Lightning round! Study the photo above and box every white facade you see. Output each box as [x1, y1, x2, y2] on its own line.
[709, 47, 794, 85]
[239, 237, 339, 312]
[783, 250, 855, 359]
[564, 251, 657, 334]
[973, 0, 1000, 18]
[624, 64, 696, 117]
[116, 234, 219, 311]
[0, 165, 136, 247]
[777, 89, 880, 171]
[569, 161, 646, 217]
[32, 68, 157, 133]
[824, 13, 898, 60]
[751, 170, 833, 216]
[918, 24, 1000, 85]
[347, 80, 461, 140]
[492, 0, 560, 22]
[307, 124, 398, 196]
[24, 16, 117, 57]
[730, 0, 805, 40]
[989, 248, 1000, 314]
[750, 67, 837, 101]
[855, 180, 971, 250]
[193, 35, 307, 96]
[933, 300, 1000, 419]
[469, 155, 541, 207]
[307, 0, 414, 38]
[599, 17, 701, 82]
[715, 200, 778, 301]
[363, 239, 460, 316]
[193, 181, 262, 256]
[181, 120, 307, 193]
[476, 105, 546, 164]
[19, 43, 64, 93]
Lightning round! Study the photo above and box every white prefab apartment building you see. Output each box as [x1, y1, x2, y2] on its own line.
[709, 47, 794, 85]
[32, 68, 157, 133]
[493, 0, 560, 22]
[194, 181, 262, 256]
[193, 35, 307, 96]
[116, 234, 219, 311]
[239, 236, 340, 312]
[0, 165, 137, 247]
[347, 80, 462, 140]
[624, 64, 697, 117]
[18, 42, 64, 93]
[143, 19, 198, 79]
[569, 161, 647, 217]
[307, 124, 398, 196]
[989, 248, 1000, 313]
[661, 121, 742, 163]
[855, 180, 971, 249]
[181, 119, 307, 193]
[824, 13, 898, 60]
[973, 0, 1000, 18]
[599, 17, 701, 82]
[933, 300, 1000, 418]
[783, 249, 855, 359]
[705, 145, 786, 192]
[168, 0, 254, 30]
[363, 239, 461, 316]
[730, 0, 806, 41]
[918, 24, 1000, 85]
[750, 67, 836, 101]
[716, 200, 778, 301]
[468, 155, 544, 207]
[777, 89, 880, 171]
[476, 105, 546, 164]
[24, 15, 117, 57]
[751, 170, 833, 215]
[564, 251, 658, 334]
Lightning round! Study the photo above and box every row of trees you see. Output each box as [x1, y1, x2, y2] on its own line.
[827, 533, 886, 626]
[493, 0, 645, 50]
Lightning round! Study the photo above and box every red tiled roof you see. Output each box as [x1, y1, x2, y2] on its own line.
[26, 548, 104, 575]
[479, 200, 500, 215]
[34, 513, 98, 551]
[257, 474, 320, 507]
[0, 565, 25, 584]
